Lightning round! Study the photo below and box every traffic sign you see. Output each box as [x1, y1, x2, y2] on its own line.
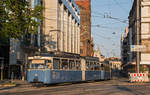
[130, 45, 146, 52]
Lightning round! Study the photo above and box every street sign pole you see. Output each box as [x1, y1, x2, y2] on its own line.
[136, 0, 140, 73]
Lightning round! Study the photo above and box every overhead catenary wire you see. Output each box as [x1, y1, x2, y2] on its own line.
[91, 11, 128, 24]
[90, 0, 130, 57]
[92, 31, 118, 42]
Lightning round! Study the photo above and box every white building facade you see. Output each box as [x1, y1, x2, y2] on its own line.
[43, 0, 80, 54]
[140, 0, 150, 65]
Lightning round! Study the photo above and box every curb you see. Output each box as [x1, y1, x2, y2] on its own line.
[0, 84, 16, 88]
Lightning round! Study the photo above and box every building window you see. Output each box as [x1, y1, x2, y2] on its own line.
[80, 49, 83, 54]
[80, 42, 83, 46]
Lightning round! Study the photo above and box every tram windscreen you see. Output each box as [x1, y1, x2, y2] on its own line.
[31, 64, 46, 69]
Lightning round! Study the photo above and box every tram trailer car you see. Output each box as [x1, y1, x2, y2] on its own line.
[27, 52, 111, 84]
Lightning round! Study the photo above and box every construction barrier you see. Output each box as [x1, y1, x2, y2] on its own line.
[128, 73, 149, 82]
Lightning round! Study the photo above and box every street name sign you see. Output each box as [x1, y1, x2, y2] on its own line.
[130, 45, 146, 52]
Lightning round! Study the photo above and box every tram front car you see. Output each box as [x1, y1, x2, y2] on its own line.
[27, 56, 52, 84]
[27, 54, 82, 84]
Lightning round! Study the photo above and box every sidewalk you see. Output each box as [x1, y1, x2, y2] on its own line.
[0, 80, 12, 85]
[12, 80, 29, 87]
[0, 80, 33, 91]
[0, 80, 16, 90]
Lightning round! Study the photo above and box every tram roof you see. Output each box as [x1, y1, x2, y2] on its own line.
[33, 52, 99, 61]
[34, 51, 81, 58]
[81, 56, 99, 61]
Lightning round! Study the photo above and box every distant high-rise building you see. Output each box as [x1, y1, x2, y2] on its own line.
[75, 0, 94, 56]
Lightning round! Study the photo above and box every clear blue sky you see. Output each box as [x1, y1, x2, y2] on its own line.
[91, 0, 134, 58]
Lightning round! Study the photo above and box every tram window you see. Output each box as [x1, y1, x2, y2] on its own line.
[45, 60, 51, 64]
[95, 63, 97, 70]
[98, 63, 101, 70]
[72, 61, 76, 70]
[92, 65, 94, 70]
[101, 64, 104, 70]
[79, 61, 81, 70]
[105, 65, 110, 71]
[76, 61, 78, 70]
[94, 63, 97, 70]
[90, 62, 93, 70]
[86, 61, 89, 70]
[38, 64, 44, 69]
[99, 64, 101, 70]
[89, 62, 93, 71]
[95, 63, 99, 70]
[28, 60, 32, 64]
[53, 59, 60, 69]
[69, 62, 72, 70]
[88, 63, 91, 70]
[88, 63, 90, 70]
[69, 60, 73, 70]
[62, 60, 68, 70]
[31, 64, 46, 69]
[76, 61, 81, 70]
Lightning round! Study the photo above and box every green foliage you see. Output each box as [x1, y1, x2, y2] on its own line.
[140, 65, 149, 73]
[0, 1, 7, 38]
[0, 0, 43, 40]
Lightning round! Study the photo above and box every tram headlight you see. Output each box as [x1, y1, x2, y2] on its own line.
[34, 73, 38, 76]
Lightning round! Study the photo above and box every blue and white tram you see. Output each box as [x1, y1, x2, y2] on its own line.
[27, 52, 111, 84]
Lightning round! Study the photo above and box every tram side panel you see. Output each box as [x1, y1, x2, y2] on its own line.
[27, 69, 82, 84]
[27, 69, 109, 84]
[85, 71, 101, 81]
[50, 70, 82, 83]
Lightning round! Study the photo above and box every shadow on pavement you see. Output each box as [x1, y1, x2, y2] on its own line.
[0, 86, 16, 90]
[115, 85, 145, 95]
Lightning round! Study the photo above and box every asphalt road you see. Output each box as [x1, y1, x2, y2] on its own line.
[0, 78, 150, 95]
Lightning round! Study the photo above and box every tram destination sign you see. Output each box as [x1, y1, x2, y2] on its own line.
[130, 45, 146, 52]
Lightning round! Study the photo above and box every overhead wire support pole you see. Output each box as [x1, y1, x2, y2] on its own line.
[136, 0, 141, 73]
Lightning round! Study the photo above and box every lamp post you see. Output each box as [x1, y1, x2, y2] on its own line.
[136, 0, 141, 73]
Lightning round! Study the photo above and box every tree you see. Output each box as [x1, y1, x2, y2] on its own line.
[0, 1, 7, 38]
[0, 0, 42, 40]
